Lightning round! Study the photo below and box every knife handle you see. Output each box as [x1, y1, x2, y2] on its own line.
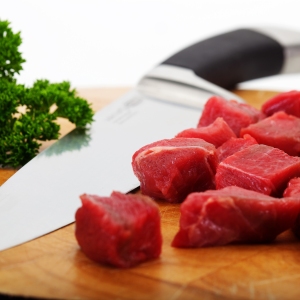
[162, 28, 300, 89]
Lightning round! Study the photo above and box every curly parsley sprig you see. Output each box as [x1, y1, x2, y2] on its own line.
[0, 20, 94, 168]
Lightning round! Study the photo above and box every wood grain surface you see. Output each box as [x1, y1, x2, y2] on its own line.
[1, 88, 300, 300]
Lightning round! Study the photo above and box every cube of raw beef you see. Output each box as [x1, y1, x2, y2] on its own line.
[262, 90, 300, 117]
[198, 96, 265, 136]
[172, 186, 300, 248]
[75, 191, 162, 268]
[176, 117, 236, 148]
[283, 177, 300, 239]
[216, 144, 300, 197]
[216, 134, 257, 163]
[132, 138, 218, 203]
[240, 111, 300, 156]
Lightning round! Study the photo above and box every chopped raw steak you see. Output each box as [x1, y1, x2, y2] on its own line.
[172, 186, 300, 248]
[176, 117, 236, 148]
[283, 178, 300, 239]
[240, 111, 300, 156]
[216, 144, 300, 197]
[262, 90, 300, 117]
[216, 134, 257, 162]
[198, 96, 265, 136]
[132, 138, 218, 203]
[75, 191, 162, 268]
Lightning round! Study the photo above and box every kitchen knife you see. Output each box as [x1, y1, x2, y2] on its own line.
[0, 27, 300, 252]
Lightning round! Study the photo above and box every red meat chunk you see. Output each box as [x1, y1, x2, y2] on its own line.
[262, 90, 300, 117]
[216, 144, 300, 197]
[198, 96, 265, 136]
[216, 134, 257, 163]
[132, 138, 217, 203]
[75, 191, 162, 268]
[176, 117, 236, 148]
[172, 186, 300, 248]
[283, 178, 300, 239]
[240, 111, 300, 156]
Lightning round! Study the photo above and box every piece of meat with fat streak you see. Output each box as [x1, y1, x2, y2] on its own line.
[132, 138, 217, 203]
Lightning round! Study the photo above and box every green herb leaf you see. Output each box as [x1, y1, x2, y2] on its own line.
[0, 20, 94, 168]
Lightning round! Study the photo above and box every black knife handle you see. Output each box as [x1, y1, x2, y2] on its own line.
[162, 29, 284, 89]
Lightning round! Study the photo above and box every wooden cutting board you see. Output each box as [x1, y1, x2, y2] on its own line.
[1, 88, 300, 300]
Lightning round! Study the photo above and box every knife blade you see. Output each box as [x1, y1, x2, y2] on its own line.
[1, 27, 300, 252]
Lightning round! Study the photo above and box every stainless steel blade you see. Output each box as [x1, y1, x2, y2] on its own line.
[0, 88, 217, 251]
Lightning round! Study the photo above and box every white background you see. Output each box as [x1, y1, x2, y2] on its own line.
[1, 0, 300, 91]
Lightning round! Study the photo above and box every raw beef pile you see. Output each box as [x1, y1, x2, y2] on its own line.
[76, 90, 300, 268]
[132, 90, 300, 248]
